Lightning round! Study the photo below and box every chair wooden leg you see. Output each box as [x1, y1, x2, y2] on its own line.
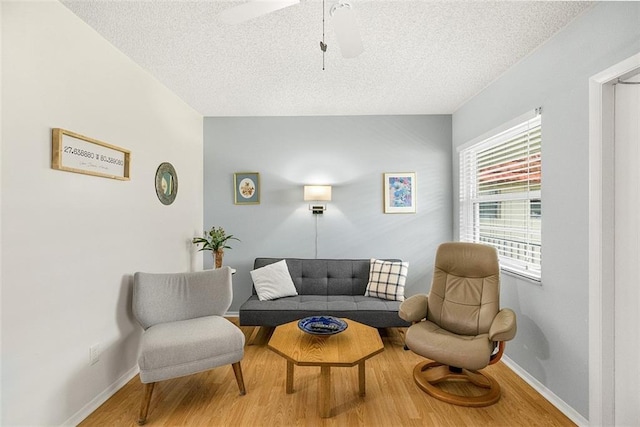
[138, 382, 155, 425]
[232, 362, 246, 395]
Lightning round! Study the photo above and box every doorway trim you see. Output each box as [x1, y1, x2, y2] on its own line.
[588, 52, 640, 426]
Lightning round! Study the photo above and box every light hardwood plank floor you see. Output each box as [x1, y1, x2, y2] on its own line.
[80, 319, 575, 426]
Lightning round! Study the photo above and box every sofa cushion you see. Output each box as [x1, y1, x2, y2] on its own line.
[239, 294, 409, 328]
[364, 258, 409, 301]
[250, 259, 298, 301]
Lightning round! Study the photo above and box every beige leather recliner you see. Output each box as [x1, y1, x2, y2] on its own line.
[399, 242, 517, 406]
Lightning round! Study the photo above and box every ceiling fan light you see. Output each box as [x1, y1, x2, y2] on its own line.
[330, 1, 364, 58]
[219, 0, 300, 25]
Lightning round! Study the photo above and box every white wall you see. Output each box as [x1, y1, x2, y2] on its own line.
[0, 0, 4, 418]
[452, 2, 640, 419]
[1, 1, 203, 424]
[204, 115, 452, 312]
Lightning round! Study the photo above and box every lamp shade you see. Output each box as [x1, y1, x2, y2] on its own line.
[304, 185, 332, 201]
[331, 1, 364, 58]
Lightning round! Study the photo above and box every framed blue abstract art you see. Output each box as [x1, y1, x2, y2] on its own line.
[383, 172, 416, 214]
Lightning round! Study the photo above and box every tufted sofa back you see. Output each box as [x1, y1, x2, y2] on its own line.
[253, 258, 401, 296]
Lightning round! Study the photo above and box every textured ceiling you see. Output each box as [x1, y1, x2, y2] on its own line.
[61, 1, 593, 116]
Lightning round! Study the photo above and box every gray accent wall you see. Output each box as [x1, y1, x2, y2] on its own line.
[204, 115, 452, 312]
[452, 2, 640, 419]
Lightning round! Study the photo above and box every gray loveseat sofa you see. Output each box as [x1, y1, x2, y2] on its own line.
[238, 258, 411, 328]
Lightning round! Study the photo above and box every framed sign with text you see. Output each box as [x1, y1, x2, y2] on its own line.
[52, 128, 131, 180]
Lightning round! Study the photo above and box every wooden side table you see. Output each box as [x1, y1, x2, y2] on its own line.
[267, 319, 384, 418]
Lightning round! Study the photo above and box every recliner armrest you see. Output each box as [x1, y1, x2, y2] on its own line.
[489, 308, 517, 342]
[399, 294, 429, 323]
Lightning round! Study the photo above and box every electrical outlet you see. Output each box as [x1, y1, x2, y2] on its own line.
[89, 343, 101, 365]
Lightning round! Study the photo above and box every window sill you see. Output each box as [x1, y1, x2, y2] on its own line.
[500, 268, 542, 286]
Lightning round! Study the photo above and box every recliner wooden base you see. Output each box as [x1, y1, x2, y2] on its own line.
[413, 361, 501, 407]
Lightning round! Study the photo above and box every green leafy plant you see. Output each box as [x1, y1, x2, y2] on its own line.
[192, 226, 240, 252]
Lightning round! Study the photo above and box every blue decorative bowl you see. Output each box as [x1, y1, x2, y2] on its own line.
[298, 316, 348, 335]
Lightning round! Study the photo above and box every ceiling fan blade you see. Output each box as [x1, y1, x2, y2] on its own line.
[330, 1, 364, 58]
[219, 0, 300, 25]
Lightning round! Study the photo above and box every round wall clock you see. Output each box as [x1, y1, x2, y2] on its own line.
[155, 162, 178, 205]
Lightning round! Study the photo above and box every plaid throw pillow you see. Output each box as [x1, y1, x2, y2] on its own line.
[364, 258, 409, 301]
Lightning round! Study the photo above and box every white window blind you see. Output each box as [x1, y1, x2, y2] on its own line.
[459, 113, 542, 281]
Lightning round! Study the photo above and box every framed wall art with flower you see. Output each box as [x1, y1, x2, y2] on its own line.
[383, 172, 416, 214]
[234, 172, 260, 204]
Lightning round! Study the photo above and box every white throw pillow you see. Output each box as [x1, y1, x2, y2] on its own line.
[364, 258, 409, 301]
[250, 260, 298, 301]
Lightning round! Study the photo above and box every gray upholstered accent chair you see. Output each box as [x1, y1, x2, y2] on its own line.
[132, 267, 246, 425]
[399, 242, 517, 407]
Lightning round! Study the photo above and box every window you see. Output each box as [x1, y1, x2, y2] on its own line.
[459, 112, 542, 281]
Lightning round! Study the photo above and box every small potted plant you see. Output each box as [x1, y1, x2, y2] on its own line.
[192, 226, 240, 269]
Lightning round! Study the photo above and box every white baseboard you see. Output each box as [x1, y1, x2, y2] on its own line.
[226, 311, 239, 317]
[63, 365, 139, 426]
[501, 356, 589, 426]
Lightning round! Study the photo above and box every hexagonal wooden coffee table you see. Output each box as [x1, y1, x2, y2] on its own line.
[267, 318, 384, 418]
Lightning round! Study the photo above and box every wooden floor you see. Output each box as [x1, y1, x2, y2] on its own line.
[80, 319, 575, 426]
